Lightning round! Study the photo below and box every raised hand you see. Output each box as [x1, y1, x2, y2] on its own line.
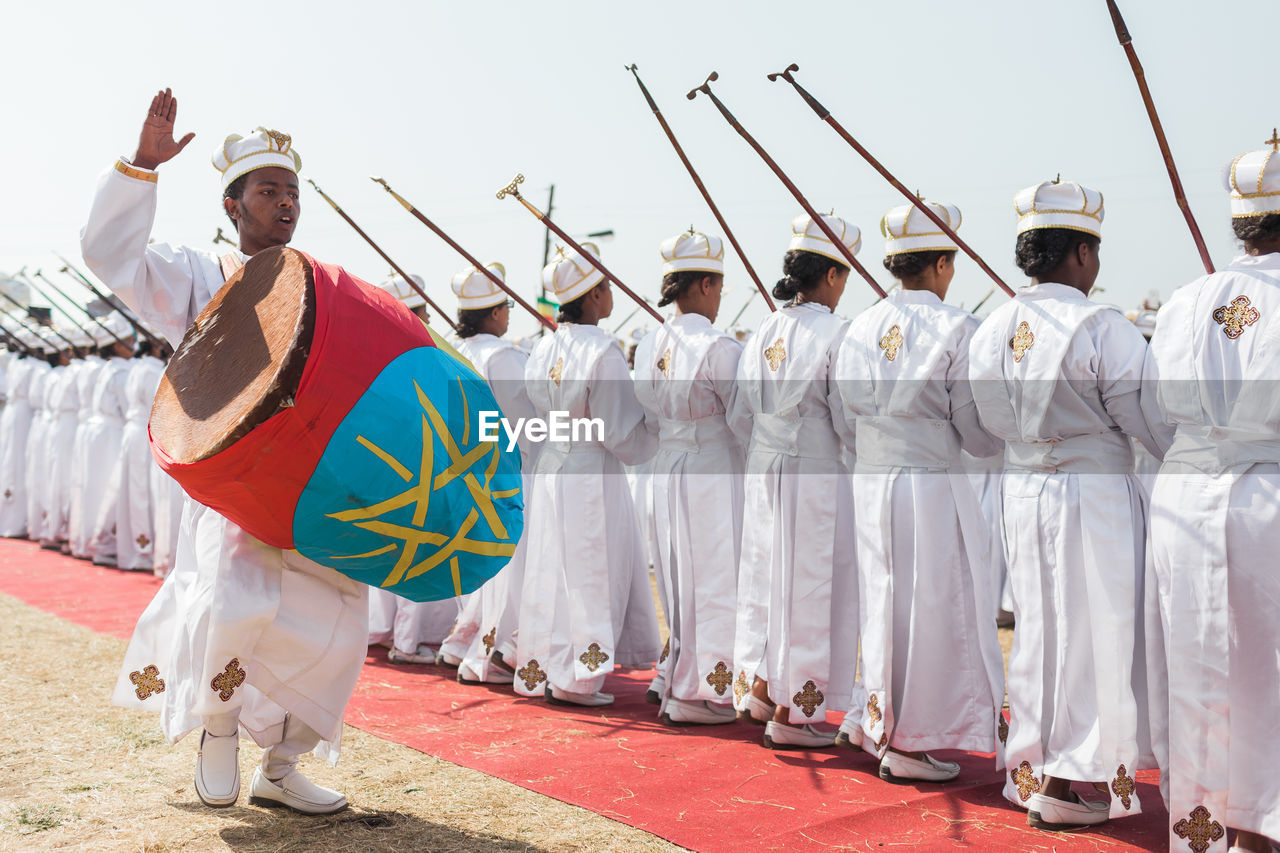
[132, 88, 195, 171]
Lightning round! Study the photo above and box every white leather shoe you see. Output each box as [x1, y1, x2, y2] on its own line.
[457, 662, 511, 685]
[834, 722, 863, 752]
[645, 673, 666, 706]
[879, 750, 961, 783]
[433, 648, 461, 667]
[1027, 791, 1109, 830]
[763, 721, 835, 750]
[194, 730, 240, 807]
[737, 693, 775, 725]
[545, 686, 614, 707]
[662, 698, 737, 726]
[249, 767, 347, 815]
[386, 646, 435, 665]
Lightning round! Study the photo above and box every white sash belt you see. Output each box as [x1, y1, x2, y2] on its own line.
[1005, 431, 1133, 473]
[658, 414, 736, 453]
[1163, 424, 1280, 476]
[748, 413, 841, 460]
[855, 415, 958, 470]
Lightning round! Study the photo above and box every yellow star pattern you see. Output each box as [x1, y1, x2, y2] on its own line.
[327, 377, 517, 595]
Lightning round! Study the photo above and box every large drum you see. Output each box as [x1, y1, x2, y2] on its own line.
[150, 246, 522, 601]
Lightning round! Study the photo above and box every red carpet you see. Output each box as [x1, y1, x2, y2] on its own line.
[0, 538, 1169, 851]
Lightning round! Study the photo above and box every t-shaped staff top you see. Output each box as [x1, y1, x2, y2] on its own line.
[495, 174, 546, 218]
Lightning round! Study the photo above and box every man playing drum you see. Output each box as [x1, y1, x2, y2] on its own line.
[81, 88, 363, 815]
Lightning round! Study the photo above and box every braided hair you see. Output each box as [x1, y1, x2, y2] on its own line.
[773, 250, 847, 303]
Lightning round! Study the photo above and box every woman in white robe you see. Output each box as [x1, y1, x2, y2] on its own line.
[46, 354, 83, 547]
[633, 230, 747, 726]
[0, 352, 36, 537]
[85, 347, 132, 565]
[969, 180, 1164, 832]
[515, 243, 659, 707]
[109, 347, 163, 570]
[1141, 150, 1280, 853]
[24, 356, 53, 542]
[728, 214, 861, 749]
[831, 200, 1005, 782]
[437, 264, 538, 686]
[68, 348, 108, 557]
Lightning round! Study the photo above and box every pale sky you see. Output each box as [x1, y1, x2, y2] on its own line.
[1, 0, 1274, 343]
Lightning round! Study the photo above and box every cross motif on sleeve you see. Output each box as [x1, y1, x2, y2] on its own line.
[791, 680, 825, 718]
[578, 642, 610, 673]
[1212, 295, 1261, 340]
[517, 659, 547, 691]
[1010, 321, 1035, 363]
[704, 662, 733, 697]
[210, 658, 246, 702]
[129, 664, 165, 701]
[1172, 805, 1225, 853]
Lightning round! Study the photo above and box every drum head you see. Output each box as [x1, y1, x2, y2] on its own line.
[151, 246, 316, 463]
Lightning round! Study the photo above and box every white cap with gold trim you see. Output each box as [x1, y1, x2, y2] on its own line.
[660, 229, 724, 276]
[543, 243, 604, 305]
[212, 127, 302, 191]
[452, 263, 508, 310]
[1223, 134, 1280, 218]
[788, 213, 860, 266]
[1014, 180, 1104, 238]
[377, 275, 427, 311]
[881, 199, 962, 256]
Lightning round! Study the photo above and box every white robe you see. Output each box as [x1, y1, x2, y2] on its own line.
[0, 355, 36, 536]
[84, 158, 368, 759]
[68, 355, 107, 557]
[728, 302, 860, 724]
[85, 357, 129, 561]
[1142, 252, 1280, 849]
[833, 290, 1005, 756]
[514, 322, 659, 697]
[436, 333, 538, 681]
[107, 356, 165, 570]
[969, 282, 1164, 818]
[633, 313, 746, 706]
[25, 362, 52, 541]
[46, 361, 83, 544]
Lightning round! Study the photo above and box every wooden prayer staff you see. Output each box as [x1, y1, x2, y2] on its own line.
[18, 271, 102, 344]
[768, 64, 1016, 298]
[0, 290, 77, 350]
[687, 72, 887, 299]
[213, 227, 236, 247]
[627, 64, 776, 312]
[496, 174, 664, 323]
[970, 287, 997, 315]
[0, 323, 38, 356]
[305, 178, 458, 332]
[30, 270, 129, 346]
[370, 176, 556, 331]
[54, 253, 167, 350]
[1105, 0, 1214, 274]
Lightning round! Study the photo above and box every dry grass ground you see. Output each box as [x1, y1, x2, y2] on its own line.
[0, 593, 683, 853]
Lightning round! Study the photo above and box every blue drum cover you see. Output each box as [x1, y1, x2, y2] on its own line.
[293, 345, 523, 601]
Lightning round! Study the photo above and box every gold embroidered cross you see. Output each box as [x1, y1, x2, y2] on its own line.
[657, 348, 672, 379]
[549, 357, 564, 385]
[867, 694, 883, 727]
[1011, 761, 1041, 802]
[578, 642, 610, 673]
[879, 325, 904, 361]
[136, 533, 151, 549]
[705, 662, 733, 697]
[260, 128, 292, 152]
[1112, 764, 1136, 811]
[1213, 295, 1260, 339]
[1010, 321, 1035, 362]
[792, 680, 824, 718]
[733, 669, 749, 702]
[1268, 128, 1280, 152]
[764, 338, 786, 371]
[1173, 805, 1225, 853]
[211, 658, 246, 702]
[659, 640, 669, 664]
[130, 664, 165, 700]
[517, 659, 547, 691]
[482, 627, 496, 656]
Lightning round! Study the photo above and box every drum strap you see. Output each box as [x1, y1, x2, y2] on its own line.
[219, 252, 245, 282]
